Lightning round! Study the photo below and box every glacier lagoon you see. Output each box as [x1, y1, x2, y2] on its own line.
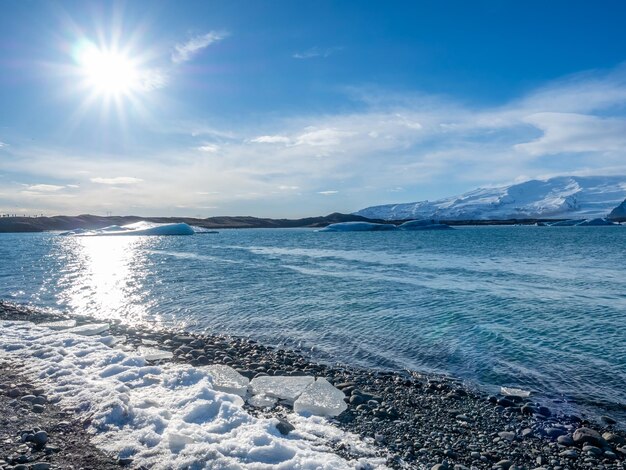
[1, 226, 625, 420]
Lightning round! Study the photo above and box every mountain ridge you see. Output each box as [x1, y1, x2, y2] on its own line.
[355, 176, 626, 221]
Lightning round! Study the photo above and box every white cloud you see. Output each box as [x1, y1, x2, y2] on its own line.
[278, 185, 299, 190]
[91, 177, 143, 185]
[24, 184, 65, 192]
[0, 141, 6, 148]
[318, 190, 338, 195]
[515, 112, 626, 156]
[172, 31, 228, 64]
[296, 128, 353, 146]
[197, 144, 219, 153]
[251, 135, 291, 144]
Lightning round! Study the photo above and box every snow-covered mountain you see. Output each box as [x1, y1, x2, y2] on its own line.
[609, 198, 626, 220]
[355, 176, 626, 221]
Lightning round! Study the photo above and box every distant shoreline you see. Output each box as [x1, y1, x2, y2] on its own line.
[2, 213, 619, 233]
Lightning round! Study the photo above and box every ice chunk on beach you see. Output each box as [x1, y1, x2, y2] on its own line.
[250, 375, 315, 404]
[248, 394, 278, 408]
[39, 319, 77, 330]
[137, 346, 174, 361]
[318, 222, 398, 232]
[294, 378, 348, 417]
[67, 323, 109, 336]
[204, 364, 249, 397]
[500, 386, 531, 398]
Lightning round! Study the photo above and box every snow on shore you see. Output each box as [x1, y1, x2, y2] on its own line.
[0, 320, 384, 469]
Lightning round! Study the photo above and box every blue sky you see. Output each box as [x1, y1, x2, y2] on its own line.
[1, 0, 626, 217]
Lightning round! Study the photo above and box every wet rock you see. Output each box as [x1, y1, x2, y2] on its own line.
[275, 418, 295, 436]
[601, 415, 617, 425]
[557, 435, 574, 446]
[31, 463, 51, 470]
[572, 427, 607, 448]
[602, 432, 625, 445]
[32, 404, 45, 413]
[494, 460, 513, 469]
[32, 430, 48, 447]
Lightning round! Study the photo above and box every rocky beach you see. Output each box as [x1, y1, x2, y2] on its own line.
[1, 301, 625, 470]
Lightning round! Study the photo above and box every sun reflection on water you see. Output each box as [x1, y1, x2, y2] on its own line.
[57, 236, 155, 325]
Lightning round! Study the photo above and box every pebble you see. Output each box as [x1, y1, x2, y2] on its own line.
[275, 418, 295, 436]
[32, 404, 45, 413]
[556, 435, 574, 446]
[31, 463, 51, 470]
[33, 430, 48, 446]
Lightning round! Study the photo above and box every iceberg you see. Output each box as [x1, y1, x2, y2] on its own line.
[66, 323, 110, 336]
[249, 375, 315, 404]
[575, 218, 616, 226]
[398, 220, 453, 230]
[61, 222, 195, 237]
[204, 364, 250, 398]
[293, 378, 348, 417]
[137, 346, 174, 361]
[319, 222, 398, 232]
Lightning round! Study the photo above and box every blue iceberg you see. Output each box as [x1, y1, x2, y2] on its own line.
[318, 222, 398, 232]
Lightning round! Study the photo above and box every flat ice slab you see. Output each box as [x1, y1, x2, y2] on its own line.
[39, 319, 77, 330]
[250, 376, 315, 404]
[204, 364, 249, 397]
[67, 323, 109, 336]
[294, 378, 348, 417]
[138, 346, 174, 361]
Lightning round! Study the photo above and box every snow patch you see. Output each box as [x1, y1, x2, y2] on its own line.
[0, 321, 384, 469]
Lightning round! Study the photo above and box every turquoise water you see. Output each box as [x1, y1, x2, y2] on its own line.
[1, 227, 625, 420]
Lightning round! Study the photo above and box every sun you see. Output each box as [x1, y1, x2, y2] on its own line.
[73, 40, 141, 97]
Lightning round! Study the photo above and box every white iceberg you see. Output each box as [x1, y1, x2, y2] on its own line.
[67, 323, 109, 336]
[204, 364, 249, 398]
[61, 222, 195, 237]
[318, 222, 398, 232]
[39, 319, 77, 330]
[249, 376, 315, 404]
[137, 346, 174, 361]
[293, 378, 348, 417]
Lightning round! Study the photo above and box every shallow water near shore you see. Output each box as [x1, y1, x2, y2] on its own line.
[1, 226, 625, 422]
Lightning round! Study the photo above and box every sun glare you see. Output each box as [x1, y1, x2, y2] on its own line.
[74, 40, 141, 97]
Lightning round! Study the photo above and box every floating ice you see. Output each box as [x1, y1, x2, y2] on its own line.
[67, 323, 109, 336]
[138, 346, 174, 361]
[204, 364, 249, 397]
[61, 222, 195, 237]
[500, 386, 531, 398]
[294, 378, 348, 417]
[250, 375, 315, 404]
[576, 218, 616, 226]
[0, 321, 383, 469]
[39, 319, 77, 330]
[319, 222, 398, 232]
